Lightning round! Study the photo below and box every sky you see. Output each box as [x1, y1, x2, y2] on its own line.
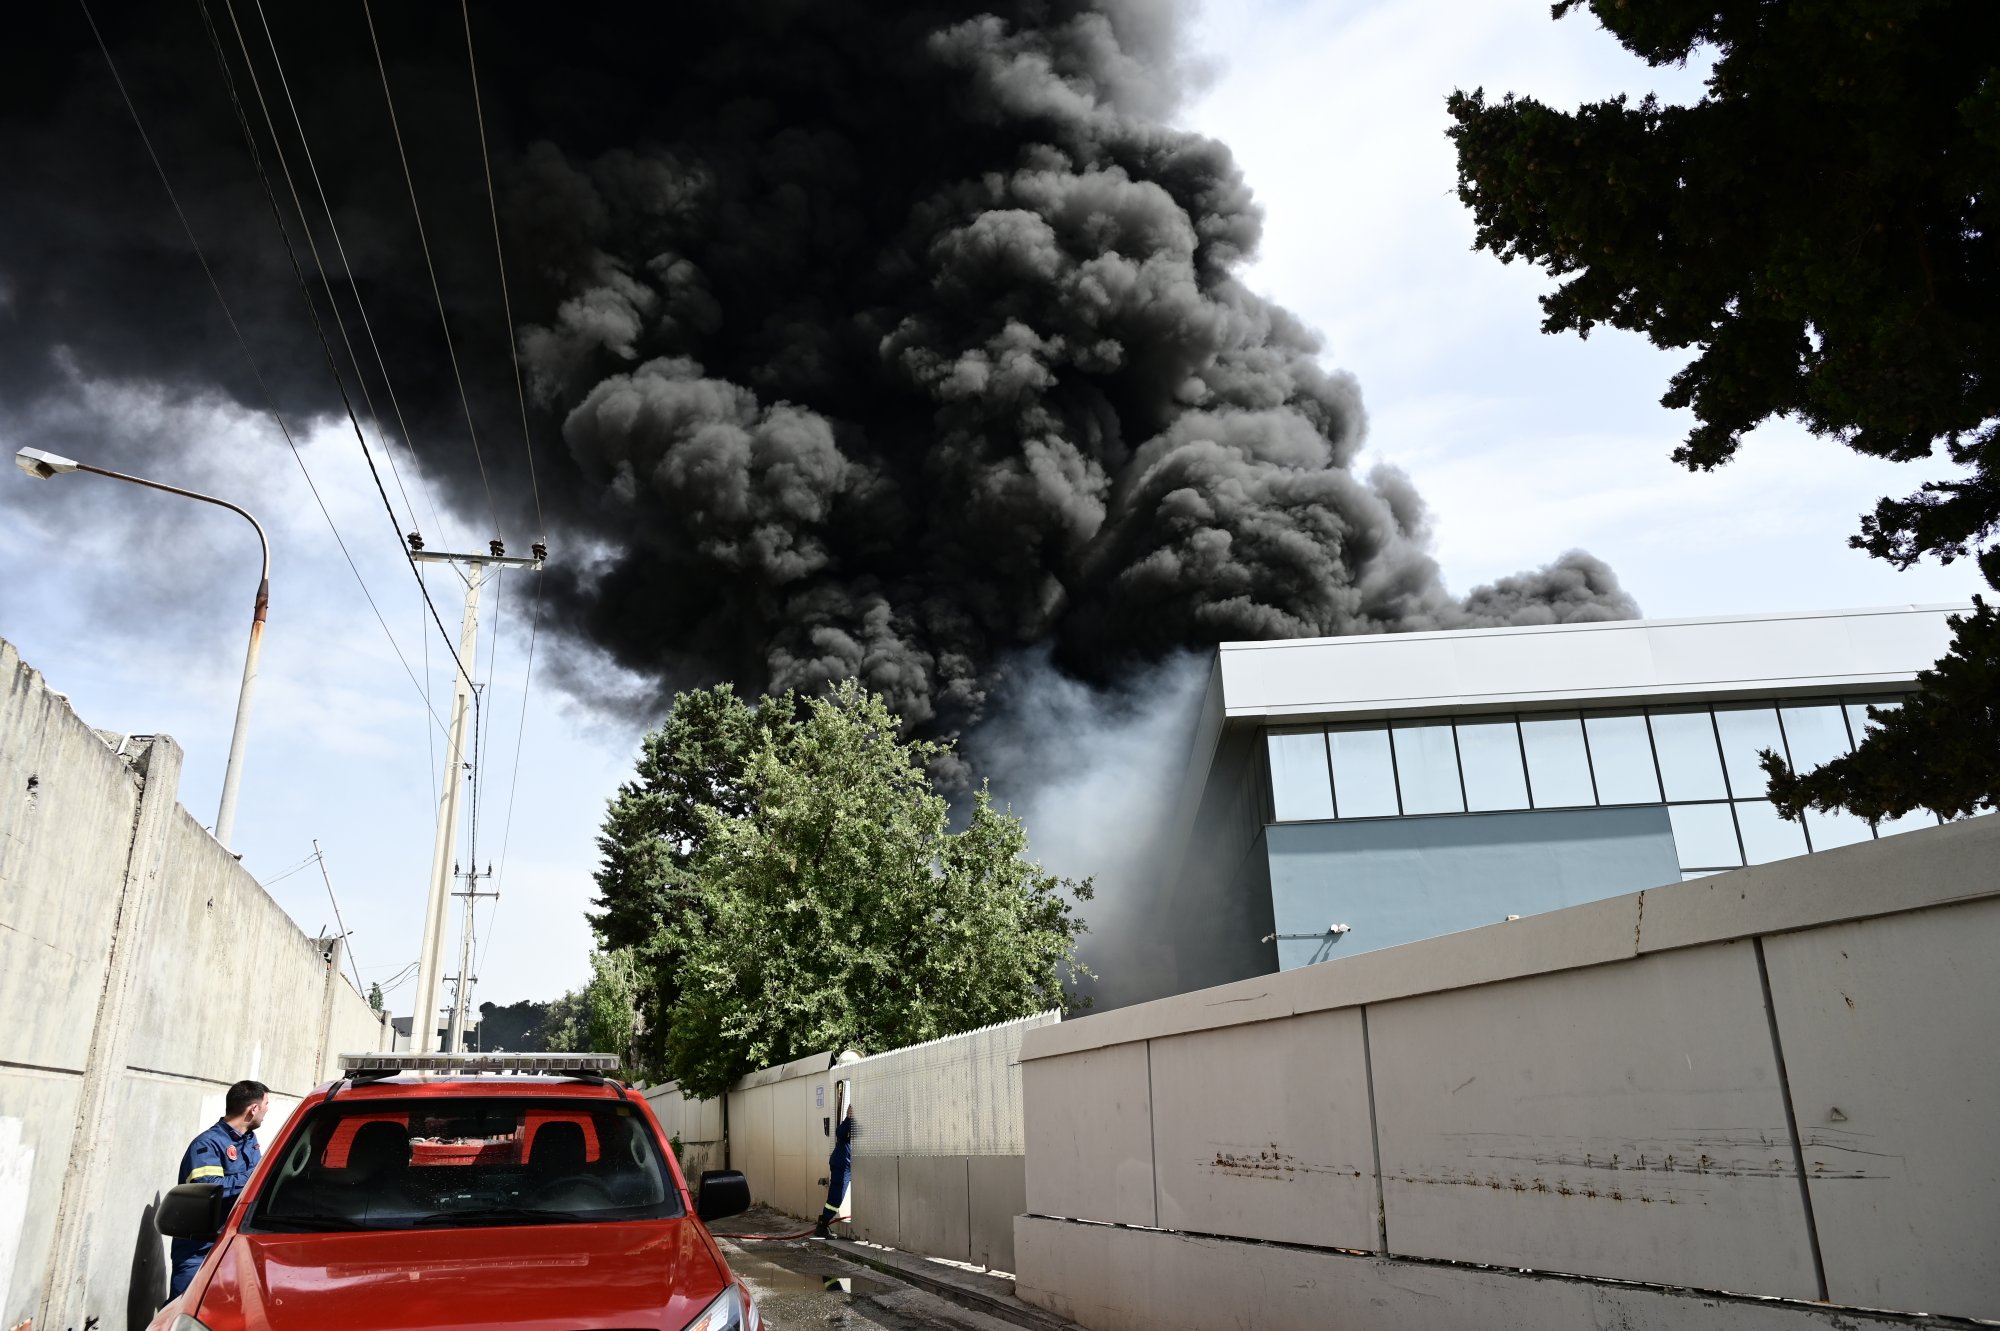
[0, 0, 1980, 1016]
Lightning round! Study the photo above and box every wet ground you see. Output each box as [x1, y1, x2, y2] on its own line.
[708, 1208, 1032, 1331]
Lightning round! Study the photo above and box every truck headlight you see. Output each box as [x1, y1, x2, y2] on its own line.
[680, 1280, 761, 1331]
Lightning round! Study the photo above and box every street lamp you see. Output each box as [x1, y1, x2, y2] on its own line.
[14, 447, 270, 850]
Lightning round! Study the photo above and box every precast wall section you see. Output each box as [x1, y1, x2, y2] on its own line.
[643, 1080, 727, 1180]
[0, 639, 392, 1331]
[1016, 815, 2000, 1330]
[843, 1011, 1057, 1271]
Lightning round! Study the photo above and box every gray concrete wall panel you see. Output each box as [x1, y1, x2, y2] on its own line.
[896, 1155, 970, 1263]
[1762, 900, 2000, 1320]
[774, 1075, 811, 1220]
[850, 1155, 899, 1248]
[126, 811, 335, 1087]
[1023, 1044, 1154, 1226]
[1148, 1009, 1377, 1249]
[1015, 1215, 1967, 1331]
[1370, 942, 1819, 1297]
[0, 1071, 80, 1331]
[0, 643, 142, 1073]
[966, 1155, 1025, 1271]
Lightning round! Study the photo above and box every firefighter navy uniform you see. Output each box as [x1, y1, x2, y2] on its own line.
[168, 1118, 261, 1299]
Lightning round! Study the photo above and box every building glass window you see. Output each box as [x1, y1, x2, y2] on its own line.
[1457, 718, 1530, 812]
[1329, 725, 1399, 818]
[1780, 703, 1852, 773]
[1267, 727, 1333, 821]
[1392, 722, 1464, 815]
[1584, 712, 1661, 804]
[1735, 799, 1808, 863]
[1668, 802, 1741, 869]
[1520, 714, 1595, 808]
[1649, 708, 1729, 801]
[1714, 706, 1786, 797]
[1806, 806, 1874, 851]
[1846, 698, 1899, 739]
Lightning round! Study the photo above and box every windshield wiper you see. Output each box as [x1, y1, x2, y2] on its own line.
[412, 1206, 587, 1227]
[252, 1215, 392, 1232]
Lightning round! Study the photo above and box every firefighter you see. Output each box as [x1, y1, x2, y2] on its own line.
[814, 1052, 861, 1238]
[168, 1079, 269, 1301]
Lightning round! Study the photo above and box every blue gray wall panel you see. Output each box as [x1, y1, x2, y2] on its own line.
[1266, 807, 1680, 968]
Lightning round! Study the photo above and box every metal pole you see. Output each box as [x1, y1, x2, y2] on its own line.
[411, 562, 482, 1054]
[58, 460, 269, 850]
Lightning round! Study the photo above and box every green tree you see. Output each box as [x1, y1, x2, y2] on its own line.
[596, 680, 1092, 1099]
[590, 684, 797, 1071]
[583, 948, 644, 1075]
[367, 982, 384, 1015]
[540, 988, 587, 1055]
[1447, 0, 1999, 818]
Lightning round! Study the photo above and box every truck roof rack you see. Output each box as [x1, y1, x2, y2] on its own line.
[336, 1052, 623, 1086]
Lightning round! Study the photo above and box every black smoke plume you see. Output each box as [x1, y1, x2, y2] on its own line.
[0, 1, 1636, 742]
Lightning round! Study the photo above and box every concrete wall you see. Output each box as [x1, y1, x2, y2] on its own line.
[643, 1081, 727, 1180]
[1016, 816, 2000, 1329]
[0, 639, 391, 1331]
[843, 1013, 1055, 1272]
[724, 1049, 836, 1221]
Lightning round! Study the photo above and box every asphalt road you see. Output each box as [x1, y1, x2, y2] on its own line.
[708, 1209, 1033, 1331]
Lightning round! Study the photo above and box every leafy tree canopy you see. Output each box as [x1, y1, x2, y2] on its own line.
[592, 680, 1092, 1099]
[1448, 0, 1999, 818]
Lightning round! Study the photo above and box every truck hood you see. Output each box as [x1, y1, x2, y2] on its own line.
[193, 1219, 727, 1331]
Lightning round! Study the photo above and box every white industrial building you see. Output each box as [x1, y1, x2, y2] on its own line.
[1135, 604, 1967, 1006]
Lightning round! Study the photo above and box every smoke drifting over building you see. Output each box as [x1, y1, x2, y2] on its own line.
[0, 1, 1635, 741]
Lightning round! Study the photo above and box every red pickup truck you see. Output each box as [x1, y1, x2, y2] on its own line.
[150, 1053, 760, 1331]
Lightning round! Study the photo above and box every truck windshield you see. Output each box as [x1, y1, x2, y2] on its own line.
[244, 1097, 684, 1232]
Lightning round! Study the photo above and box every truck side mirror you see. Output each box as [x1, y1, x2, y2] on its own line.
[156, 1182, 226, 1240]
[696, 1170, 751, 1223]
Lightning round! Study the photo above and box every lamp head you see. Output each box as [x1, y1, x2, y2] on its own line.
[14, 448, 80, 480]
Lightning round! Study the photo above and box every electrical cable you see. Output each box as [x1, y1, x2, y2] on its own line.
[460, 0, 544, 543]
[477, 570, 542, 981]
[314, 839, 368, 995]
[193, 0, 477, 693]
[361, 0, 501, 539]
[258, 852, 323, 888]
[464, 0, 552, 986]
[74, 0, 449, 739]
[245, 0, 454, 551]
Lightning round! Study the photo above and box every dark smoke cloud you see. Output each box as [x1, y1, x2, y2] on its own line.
[0, 0, 1636, 740]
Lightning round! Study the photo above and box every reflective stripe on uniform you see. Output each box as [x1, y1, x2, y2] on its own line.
[188, 1165, 225, 1180]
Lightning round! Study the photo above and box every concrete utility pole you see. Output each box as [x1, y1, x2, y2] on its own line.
[407, 538, 541, 1053]
[445, 863, 498, 1053]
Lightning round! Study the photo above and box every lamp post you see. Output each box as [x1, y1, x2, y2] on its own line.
[14, 447, 270, 850]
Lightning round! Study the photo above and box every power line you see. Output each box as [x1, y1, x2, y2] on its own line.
[74, 0, 449, 739]
[313, 839, 367, 995]
[258, 851, 322, 888]
[463, 1, 551, 987]
[362, 0, 502, 538]
[246, 0, 455, 552]
[479, 570, 545, 983]
[460, 0, 544, 543]
[193, 0, 476, 693]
